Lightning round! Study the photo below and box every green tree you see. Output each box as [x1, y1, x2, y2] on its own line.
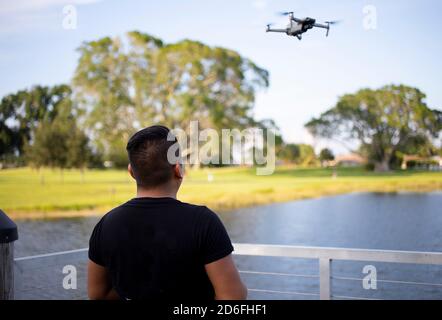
[73, 32, 269, 166]
[25, 103, 93, 171]
[0, 85, 72, 163]
[305, 85, 442, 171]
[319, 148, 335, 162]
[278, 143, 300, 163]
[298, 144, 317, 166]
[277, 143, 317, 165]
[73, 36, 132, 161]
[26, 118, 68, 169]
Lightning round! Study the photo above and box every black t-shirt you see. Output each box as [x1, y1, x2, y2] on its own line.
[88, 197, 234, 300]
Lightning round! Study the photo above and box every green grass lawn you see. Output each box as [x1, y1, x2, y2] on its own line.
[1, 166, 442, 219]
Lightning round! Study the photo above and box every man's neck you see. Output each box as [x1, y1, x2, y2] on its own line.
[136, 186, 177, 199]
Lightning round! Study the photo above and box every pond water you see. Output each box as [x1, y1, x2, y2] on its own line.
[14, 192, 442, 300]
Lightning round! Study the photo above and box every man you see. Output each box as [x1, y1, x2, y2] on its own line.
[88, 125, 247, 300]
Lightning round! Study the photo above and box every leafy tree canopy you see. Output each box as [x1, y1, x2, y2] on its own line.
[25, 108, 92, 170]
[0, 85, 72, 161]
[305, 85, 442, 171]
[319, 148, 335, 162]
[73, 31, 270, 161]
[278, 143, 300, 162]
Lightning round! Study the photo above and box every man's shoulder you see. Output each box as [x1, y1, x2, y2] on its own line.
[94, 199, 221, 234]
[178, 201, 218, 219]
[95, 201, 132, 225]
[100, 199, 216, 219]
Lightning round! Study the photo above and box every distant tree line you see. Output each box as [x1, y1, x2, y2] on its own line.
[1, 33, 441, 171]
[0, 32, 273, 169]
[0, 85, 97, 169]
[276, 142, 335, 167]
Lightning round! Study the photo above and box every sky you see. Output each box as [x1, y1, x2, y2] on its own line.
[1, 0, 441, 154]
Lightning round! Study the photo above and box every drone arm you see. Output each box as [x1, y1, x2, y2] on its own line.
[314, 23, 330, 36]
[266, 28, 288, 33]
[313, 23, 328, 29]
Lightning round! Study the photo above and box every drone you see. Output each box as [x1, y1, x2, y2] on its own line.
[266, 11, 340, 40]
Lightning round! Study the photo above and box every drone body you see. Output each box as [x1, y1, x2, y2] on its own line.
[266, 12, 338, 40]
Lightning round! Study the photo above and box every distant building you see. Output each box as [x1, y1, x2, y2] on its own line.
[432, 156, 442, 167]
[324, 153, 367, 167]
[401, 155, 442, 170]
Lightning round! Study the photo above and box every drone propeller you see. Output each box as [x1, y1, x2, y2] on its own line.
[325, 20, 341, 25]
[324, 20, 341, 37]
[277, 11, 293, 16]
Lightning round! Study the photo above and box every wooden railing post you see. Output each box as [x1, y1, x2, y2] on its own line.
[0, 209, 18, 300]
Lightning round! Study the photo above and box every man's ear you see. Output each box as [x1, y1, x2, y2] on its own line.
[128, 163, 135, 180]
[173, 162, 183, 180]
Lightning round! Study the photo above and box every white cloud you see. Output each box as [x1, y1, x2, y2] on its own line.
[0, 0, 102, 15]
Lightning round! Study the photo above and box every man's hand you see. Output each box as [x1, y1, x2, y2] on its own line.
[87, 260, 120, 300]
[205, 254, 247, 300]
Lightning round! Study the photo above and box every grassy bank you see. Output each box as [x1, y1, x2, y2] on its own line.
[1, 166, 442, 220]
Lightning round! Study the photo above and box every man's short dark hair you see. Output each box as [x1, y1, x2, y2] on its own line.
[126, 125, 179, 188]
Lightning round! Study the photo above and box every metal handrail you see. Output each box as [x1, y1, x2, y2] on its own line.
[332, 275, 442, 287]
[233, 243, 442, 300]
[14, 248, 88, 261]
[233, 243, 442, 265]
[14, 243, 442, 300]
